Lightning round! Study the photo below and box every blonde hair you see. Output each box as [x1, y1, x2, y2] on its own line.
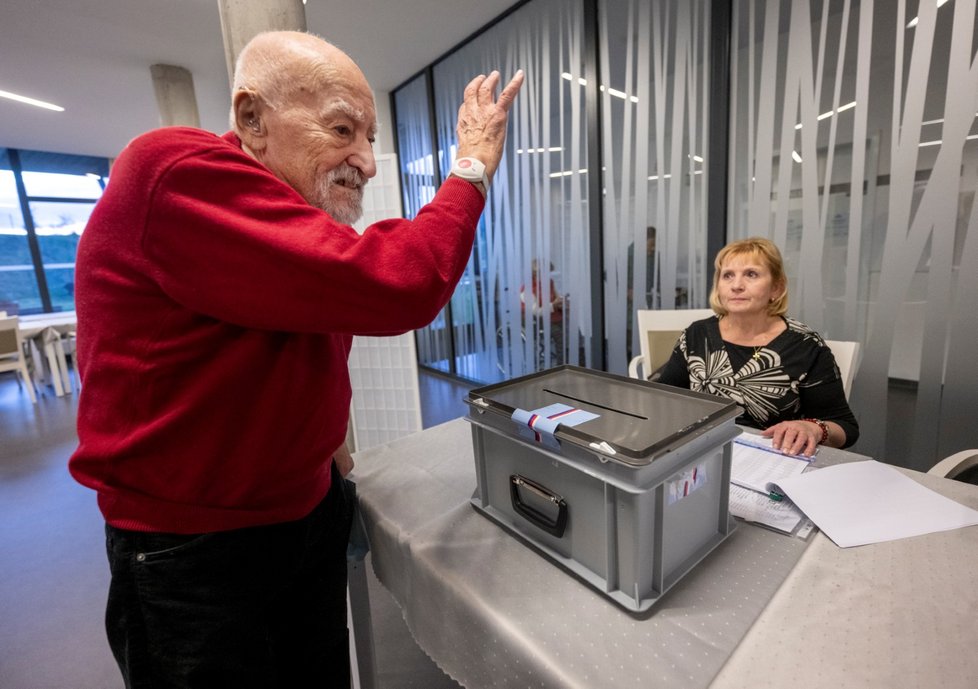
[708, 237, 788, 317]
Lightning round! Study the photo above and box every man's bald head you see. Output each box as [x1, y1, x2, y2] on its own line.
[230, 31, 369, 125]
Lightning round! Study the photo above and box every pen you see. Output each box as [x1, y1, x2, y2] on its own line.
[731, 478, 787, 502]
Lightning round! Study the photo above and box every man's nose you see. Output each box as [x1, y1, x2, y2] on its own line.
[349, 139, 377, 179]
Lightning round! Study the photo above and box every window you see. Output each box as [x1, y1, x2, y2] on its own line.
[0, 148, 108, 314]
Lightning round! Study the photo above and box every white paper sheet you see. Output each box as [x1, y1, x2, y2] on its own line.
[731, 439, 810, 494]
[729, 440, 812, 534]
[771, 460, 978, 548]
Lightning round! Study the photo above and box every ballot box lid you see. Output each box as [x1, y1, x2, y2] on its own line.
[467, 365, 740, 465]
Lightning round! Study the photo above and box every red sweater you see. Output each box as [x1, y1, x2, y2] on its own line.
[69, 127, 482, 533]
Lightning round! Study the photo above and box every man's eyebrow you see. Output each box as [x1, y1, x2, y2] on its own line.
[322, 100, 378, 137]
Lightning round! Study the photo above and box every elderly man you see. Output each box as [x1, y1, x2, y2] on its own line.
[69, 30, 523, 687]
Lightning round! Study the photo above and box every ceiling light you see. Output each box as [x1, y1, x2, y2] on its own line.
[517, 147, 562, 154]
[920, 112, 978, 127]
[549, 169, 588, 178]
[795, 101, 856, 130]
[561, 73, 639, 103]
[648, 173, 673, 181]
[907, 0, 950, 29]
[0, 88, 64, 112]
[919, 133, 978, 147]
[792, 150, 803, 163]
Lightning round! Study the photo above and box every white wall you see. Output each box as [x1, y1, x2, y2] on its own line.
[373, 89, 395, 157]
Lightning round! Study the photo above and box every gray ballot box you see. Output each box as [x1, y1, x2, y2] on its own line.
[466, 366, 741, 612]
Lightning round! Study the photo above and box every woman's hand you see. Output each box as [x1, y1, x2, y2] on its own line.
[761, 420, 823, 457]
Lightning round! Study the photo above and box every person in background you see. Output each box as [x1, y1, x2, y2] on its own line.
[520, 258, 564, 322]
[68, 30, 523, 687]
[520, 258, 565, 364]
[655, 237, 858, 455]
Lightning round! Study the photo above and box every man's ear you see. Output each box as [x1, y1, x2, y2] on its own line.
[232, 90, 266, 154]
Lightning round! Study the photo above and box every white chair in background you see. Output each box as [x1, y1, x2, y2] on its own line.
[0, 316, 37, 403]
[927, 449, 978, 484]
[628, 308, 715, 380]
[824, 339, 861, 399]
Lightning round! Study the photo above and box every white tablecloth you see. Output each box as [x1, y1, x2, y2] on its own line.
[711, 467, 978, 689]
[350, 419, 910, 689]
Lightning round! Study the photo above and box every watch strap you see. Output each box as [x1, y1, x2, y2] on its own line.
[450, 156, 489, 191]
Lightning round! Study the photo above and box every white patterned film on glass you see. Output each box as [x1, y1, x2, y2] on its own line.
[394, 74, 453, 374]
[432, 0, 589, 383]
[728, 0, 978, 469]
[349, 153, 424, 451]
[599, 0, 712, 374]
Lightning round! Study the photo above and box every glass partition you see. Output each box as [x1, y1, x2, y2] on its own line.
[728, 0, 978, 468]
[599, 0, 713, 373]
[394, 73, 454, 373]
[428, 0, 590, 383]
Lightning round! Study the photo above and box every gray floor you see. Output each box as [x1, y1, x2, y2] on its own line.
[0, 368, 469, 689]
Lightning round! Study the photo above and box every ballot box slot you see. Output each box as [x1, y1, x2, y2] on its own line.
[542, 388, 648, 420]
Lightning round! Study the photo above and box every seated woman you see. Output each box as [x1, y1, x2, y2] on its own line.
[655, 237, 858, 455]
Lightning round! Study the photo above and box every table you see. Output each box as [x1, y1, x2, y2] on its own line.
[349, 418, 978, 689]
[18, 311, 77, 397]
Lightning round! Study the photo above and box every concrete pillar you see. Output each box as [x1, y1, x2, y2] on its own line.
[217, 0, 307, 88]
[149, 64, 200, 128]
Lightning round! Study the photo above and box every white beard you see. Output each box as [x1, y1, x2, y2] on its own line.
[317, 165, 365, 224]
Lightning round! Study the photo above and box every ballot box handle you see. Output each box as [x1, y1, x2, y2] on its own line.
[510, 474, 568, 538]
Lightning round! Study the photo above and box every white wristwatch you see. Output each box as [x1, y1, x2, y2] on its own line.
[449, 157, 489, 191]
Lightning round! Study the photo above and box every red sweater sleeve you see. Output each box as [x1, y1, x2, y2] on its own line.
[69, 127, 484, 533]
[139, 129, 481, 334]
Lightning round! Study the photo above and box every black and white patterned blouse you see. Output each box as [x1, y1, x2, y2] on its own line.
[655, 315, 859, 448]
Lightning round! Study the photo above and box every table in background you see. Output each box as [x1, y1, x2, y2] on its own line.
[350, 418, 978, 689]
[18, 311, 77, 397]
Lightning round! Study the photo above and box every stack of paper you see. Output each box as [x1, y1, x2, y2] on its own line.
[728, 436, 813, 535]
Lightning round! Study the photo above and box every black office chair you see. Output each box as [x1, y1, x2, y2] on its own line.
[927, 450, 978, 485]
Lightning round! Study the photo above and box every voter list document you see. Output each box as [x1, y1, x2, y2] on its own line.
[729, 436, 813, 536]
